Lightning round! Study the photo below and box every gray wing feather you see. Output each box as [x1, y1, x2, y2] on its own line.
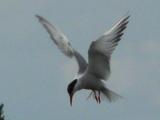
[74, 50, 88, 74]
[36, 15, 87, 74]
[87, 15, 130, 80]
[36, 15, 74, 57]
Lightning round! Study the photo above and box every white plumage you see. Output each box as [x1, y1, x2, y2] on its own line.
[36, 14, 130, 105]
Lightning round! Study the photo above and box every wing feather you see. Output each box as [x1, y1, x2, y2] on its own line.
[87, 15, 130, 80]
[36, 15, 87, 74]
[36, 15, 74, 57]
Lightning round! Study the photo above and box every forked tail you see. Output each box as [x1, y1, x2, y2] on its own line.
[87, 88, 122, 102]
[101, 87, 122, 102]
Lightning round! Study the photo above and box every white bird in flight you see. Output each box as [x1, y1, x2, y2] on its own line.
[36, 14, 130, 106]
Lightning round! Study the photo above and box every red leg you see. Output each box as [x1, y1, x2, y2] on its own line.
[93, 91, 98, 103]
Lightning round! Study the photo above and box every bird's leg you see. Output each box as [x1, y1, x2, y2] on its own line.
[98, 91, 101, 104]
[93, 90, 98, 103]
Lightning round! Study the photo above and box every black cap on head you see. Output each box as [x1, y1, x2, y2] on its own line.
[67, 79, 77, 106]
[67, 79, 77, 95]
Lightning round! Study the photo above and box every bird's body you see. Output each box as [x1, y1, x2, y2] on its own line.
[73, 69, 120, 103]
[36, 14, 130, 105]
[76, 72, 105, 90]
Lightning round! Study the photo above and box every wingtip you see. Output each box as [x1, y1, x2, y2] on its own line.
[119, 12, 130, 26]
[124, 11, 131, 17]
[123, 11, 131, 21]
[35, 14, 39, 18]
[35, 14, 44, 21]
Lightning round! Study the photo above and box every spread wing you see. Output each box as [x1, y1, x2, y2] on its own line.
[36, 15, 87, 74]
[87, 15, 130, 80]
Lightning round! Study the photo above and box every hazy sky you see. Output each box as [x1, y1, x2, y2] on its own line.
[0, 0, 159, 120]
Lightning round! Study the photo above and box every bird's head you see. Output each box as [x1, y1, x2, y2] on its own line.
[67, 79, 78, 106]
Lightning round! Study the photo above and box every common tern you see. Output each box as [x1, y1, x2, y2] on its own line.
[36, 14, 130, 106]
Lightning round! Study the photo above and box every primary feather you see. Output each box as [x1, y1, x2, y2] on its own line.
[36, 15, 87, 74]
[36, 15, 74, 57]
[87, 15, 130, 80]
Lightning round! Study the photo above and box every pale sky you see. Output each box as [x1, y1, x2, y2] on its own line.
[0, 0, 160, 120]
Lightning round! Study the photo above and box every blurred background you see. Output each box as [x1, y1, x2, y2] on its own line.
[0, 0, 159, 120]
